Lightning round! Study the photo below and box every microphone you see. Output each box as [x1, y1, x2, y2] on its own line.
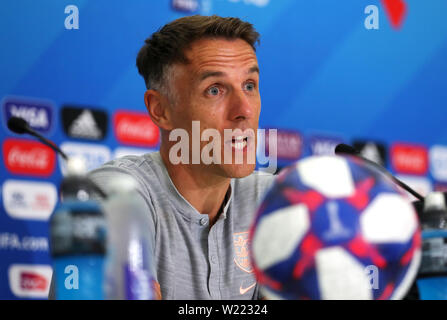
[334, 143, 360, 157]
[7, 116, 107, 199]
[8, 116, 69, 161]
[335, 143, 424, 201]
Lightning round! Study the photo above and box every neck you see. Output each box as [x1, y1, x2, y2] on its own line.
[160, 145, 230, 226]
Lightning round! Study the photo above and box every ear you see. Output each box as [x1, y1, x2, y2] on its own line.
[144, 90, 174, 131]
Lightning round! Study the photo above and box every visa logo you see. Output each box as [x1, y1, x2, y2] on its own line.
[2, 96, 54, 134]
[309, 136, 344, 156]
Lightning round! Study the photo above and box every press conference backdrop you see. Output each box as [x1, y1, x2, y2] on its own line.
[1, 0, 446, 299]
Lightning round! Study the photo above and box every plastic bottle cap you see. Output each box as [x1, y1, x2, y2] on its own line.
[424, 192, 446, 212]
[66, 156, 87, 176]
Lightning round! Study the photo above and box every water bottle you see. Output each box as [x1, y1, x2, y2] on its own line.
[102, 174, 155, 300]
[49, 157, 107, 300]
[416, 192, 447, 299]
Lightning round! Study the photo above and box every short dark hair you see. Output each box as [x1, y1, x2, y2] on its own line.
[136, 15, 260, 91]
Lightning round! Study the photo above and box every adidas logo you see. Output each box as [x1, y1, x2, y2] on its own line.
[354, 141, 387, 168]
[68, 109, 102, 139]
[361, 143, 382, 165]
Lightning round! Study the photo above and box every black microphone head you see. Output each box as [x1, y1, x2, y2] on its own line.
[7, 116, 30, 134]
[335, 143, 359, 156]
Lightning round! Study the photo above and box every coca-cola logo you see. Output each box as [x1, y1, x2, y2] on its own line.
[391, 143, 428, 175]
[114, 111, 159, 147]
[3, 138, 55, 176]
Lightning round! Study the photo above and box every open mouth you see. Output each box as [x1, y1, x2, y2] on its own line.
[230, 136, 249, 150]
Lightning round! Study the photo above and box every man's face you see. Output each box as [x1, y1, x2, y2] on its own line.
[167, 38, 261, 178]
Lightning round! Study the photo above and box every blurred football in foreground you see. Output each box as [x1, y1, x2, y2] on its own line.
[249, 155, 421, 300]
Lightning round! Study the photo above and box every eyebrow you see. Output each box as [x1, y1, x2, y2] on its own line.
[198, 65, 260, 82]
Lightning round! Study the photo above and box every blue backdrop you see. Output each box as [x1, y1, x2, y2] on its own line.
[1, 0, 446, 299]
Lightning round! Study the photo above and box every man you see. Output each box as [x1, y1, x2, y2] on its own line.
[51, 15, 275, 300]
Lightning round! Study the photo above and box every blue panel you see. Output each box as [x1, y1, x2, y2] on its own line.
[0, 0, 446, 299]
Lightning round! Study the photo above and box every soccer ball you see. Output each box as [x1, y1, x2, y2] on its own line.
[249, 155, 421, 300]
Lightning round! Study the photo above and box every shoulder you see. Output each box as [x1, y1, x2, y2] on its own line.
[87, 153, 163, 229]
[90, 152, 156, 173]
[87, 152, 160, 195]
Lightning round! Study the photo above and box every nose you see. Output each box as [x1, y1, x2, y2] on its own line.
[228, 89, 255, 122]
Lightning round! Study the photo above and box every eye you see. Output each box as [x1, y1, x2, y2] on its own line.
[206, 85, 221, 96]
[244, 82, 256, 92]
